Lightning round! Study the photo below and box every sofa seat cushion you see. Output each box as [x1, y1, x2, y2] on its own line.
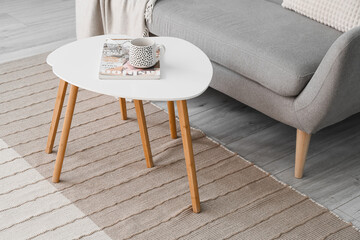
[148, 0, 342, 97]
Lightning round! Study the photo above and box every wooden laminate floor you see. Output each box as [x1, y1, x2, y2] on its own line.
[0, 0, 76, 64]
[1, 0, 360, 229]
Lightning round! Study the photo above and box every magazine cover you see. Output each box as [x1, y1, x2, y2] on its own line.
[99, 38, 160, 80]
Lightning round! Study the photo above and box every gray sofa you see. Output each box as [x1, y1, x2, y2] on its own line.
[148, 0, 360, 178]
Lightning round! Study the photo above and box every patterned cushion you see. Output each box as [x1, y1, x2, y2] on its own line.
[282, 0, 360, 32]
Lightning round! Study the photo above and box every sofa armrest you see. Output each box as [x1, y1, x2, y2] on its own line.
[294, 26, 360, 134]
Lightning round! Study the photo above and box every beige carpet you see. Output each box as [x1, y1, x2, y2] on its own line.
[1, 53, 360, 240]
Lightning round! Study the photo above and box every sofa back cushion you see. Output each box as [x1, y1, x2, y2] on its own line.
[282, 0, 360, 32]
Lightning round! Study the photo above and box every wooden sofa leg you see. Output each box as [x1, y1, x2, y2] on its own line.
[295, 129, 311, 179]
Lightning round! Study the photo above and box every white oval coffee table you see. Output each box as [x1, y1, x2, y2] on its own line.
[45, 35, 213, 213]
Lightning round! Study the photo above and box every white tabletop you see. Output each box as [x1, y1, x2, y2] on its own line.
[47, 35, 213, 101]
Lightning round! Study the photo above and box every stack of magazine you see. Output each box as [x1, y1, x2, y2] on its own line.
[99, 38, 161, 80]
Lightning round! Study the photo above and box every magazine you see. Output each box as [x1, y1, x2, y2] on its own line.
[99, 38, 160, 80]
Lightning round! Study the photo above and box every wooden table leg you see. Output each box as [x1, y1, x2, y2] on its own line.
[177, 100, 200, 213]
[167, 101, 177, 139]
[134, 100, 154, 168]
[119, 98, 127, 120]
[52, 85, 79, 183]
[45, 79, 68, 154]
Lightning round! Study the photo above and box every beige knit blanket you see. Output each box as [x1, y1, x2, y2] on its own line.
[76, 0, 157, 39]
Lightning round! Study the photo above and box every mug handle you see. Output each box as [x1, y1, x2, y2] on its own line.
[155, 44, 166, 62]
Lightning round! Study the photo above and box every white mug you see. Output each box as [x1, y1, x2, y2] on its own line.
[129, 38, 165, 68]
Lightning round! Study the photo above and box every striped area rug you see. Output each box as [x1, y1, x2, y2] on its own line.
[1, 53, 360, 239]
